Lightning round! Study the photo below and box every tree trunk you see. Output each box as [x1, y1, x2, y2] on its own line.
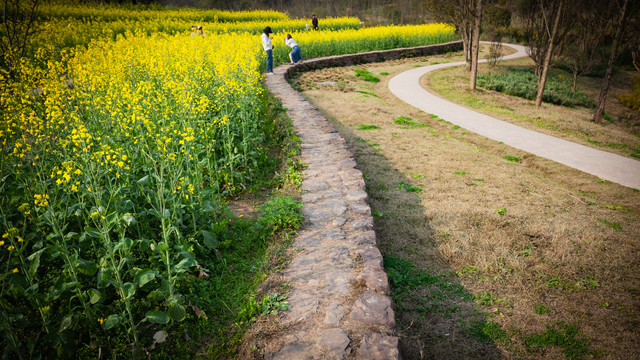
[461, 27, 469, 69]
[535, 0, 563, 107]
[594, 0, 629, 123]
[470, 0, 483, 90]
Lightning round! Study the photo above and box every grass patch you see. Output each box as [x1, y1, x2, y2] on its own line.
[503, 154, 522, 162]
[525, 323, 590, 360]
[358, 124, 380, 130]
[535, 304, 550, 315]
[397, 181, 423, 193]
[356, 90, 379, 97]
[181, 195, 303, 358]
[469, 320, 511, 345]
[385, 256, 473, 306]
[598, 218, 622, 231]
[393, 116, 432, 128]
[477, 68, 595, 108]
[354, 69, 380, 83]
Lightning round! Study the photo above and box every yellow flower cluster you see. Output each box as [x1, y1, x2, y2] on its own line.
[1, 228, 22, 254]
[33, 194, 49, 207]
[283, 23, 456, 55]
[44, 4, 288, 23]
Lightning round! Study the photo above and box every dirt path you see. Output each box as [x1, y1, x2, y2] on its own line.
[388, 43, 640, 190]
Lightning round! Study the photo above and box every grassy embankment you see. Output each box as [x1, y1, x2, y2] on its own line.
[290, 45, 640, 359]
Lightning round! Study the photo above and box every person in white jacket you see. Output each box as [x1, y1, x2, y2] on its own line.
[284, 34, 302, 64]
[262, 26, 274, 74]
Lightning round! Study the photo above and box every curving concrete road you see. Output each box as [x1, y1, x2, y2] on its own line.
[388, 43, 640, 189]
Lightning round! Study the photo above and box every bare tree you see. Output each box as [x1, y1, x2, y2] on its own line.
[534, 0, 563, 106]
[516, 0, 574, 107]
[593, 0, 635, 123]
[425, 0, 475, 70]
[1, 0, 40, 77]
[469, 0, 483, 89]
[559, 0, 610, 91]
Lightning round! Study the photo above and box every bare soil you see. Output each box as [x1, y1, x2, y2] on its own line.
[290, 47, 640, 359]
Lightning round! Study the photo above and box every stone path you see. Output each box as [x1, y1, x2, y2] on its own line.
[262, 43, 465, 359]
[264, 64, 400, 359]
[389, 42, 640, 189]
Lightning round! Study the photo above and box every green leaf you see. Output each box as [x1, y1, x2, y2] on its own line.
[145, 311, 170, 324]
[147, 208, 161, 218]
[59, 316, 72, 333]
[175, 254, 196, 272]
[88, 288, 101, 304]
[201, 230, 219, 249]
[84, 227, 102, 239]
[123, 214, 136, 226]
[122, 282, 135, 299]
[97, 269, 116, 288]
[27, 248, 46, 277]
[77, 258, 98, 276]
[134, 269, 156, 287]
[168, 304, 186, 322]
[137, 175, 149, 185]
[103, 314, 121, 330]
[64, 280, 78, 290]
[113, 238, 133, 252]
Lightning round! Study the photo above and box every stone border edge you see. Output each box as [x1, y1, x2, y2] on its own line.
[284, 40, 463, 80]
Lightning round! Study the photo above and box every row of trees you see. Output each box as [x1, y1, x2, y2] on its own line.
[426, 0, 640, 123]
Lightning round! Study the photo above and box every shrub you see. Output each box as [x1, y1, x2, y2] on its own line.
[255, 196, 303, 239]
[477, 68, 596, 108]
[618, 77, 640, 110]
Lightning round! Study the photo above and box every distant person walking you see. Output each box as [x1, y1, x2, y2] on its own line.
[312, 15, 318, 30]
[284, 34, 302, 64]
[262, 26, 274, 75]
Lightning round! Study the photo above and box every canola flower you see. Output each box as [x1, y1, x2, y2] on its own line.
[0, 4, 458, 357]
[41, 3, 289, 23]
[269, 23, 456, 64]
[22, 15, 362, 63]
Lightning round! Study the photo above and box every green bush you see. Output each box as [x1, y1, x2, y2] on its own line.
[477, 68, 596, 108]
[255, 196, 303, 239]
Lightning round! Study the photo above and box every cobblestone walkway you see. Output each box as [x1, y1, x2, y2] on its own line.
[264, 64, 400, 359]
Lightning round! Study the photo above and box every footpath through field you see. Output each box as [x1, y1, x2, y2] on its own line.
[389, 43, 640, 190]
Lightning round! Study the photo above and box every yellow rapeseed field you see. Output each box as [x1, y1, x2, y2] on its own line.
[0, 4, 457, 357]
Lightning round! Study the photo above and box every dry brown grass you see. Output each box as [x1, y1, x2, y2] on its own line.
[292, 48, 640, 359]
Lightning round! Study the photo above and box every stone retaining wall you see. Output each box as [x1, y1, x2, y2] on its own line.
[284, 40, 463, 79]
[263, 41, 462, 360]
